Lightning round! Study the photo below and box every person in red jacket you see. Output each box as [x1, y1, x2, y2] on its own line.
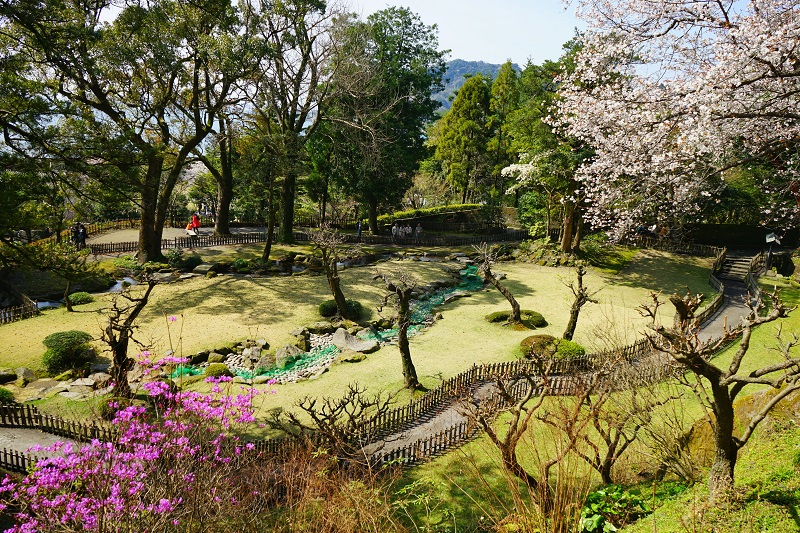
[191, 213, 201, 235]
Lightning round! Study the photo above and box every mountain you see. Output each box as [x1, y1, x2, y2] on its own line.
[433, 59, 522, 112]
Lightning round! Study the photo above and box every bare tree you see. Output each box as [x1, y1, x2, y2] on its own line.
[646, 289, 800, 501]
[562, 264, 598, 341]
[476, 242, 521, 324]
[459, 358, 600, 520]
[310, 224, 359, 320]
[264, 383, 395, 463]
[374, 270, 421, 390]
[101, 280, 157, 398]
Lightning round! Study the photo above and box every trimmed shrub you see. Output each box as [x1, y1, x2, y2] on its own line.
[205, 363, 233, 378]
[0, 386, 15, 405]
[67, 292, 94, 305]
[319, 299, 363, 318]
[377, 204, 483, 225]
[521, 334, 586, 360]
[165, 249, 203, 271]
[42, 330, 94, 374]
[485, 309, 547, 327]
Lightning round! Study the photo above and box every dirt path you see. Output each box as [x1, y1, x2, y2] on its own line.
[0, 428, 77, 454]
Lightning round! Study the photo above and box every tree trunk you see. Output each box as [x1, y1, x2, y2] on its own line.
[320, 174, 329, 226]
[328, 264, 351, 320]
[214, 119, 234, 236]
[563, 303, 580, 341]
[560, 202, 575, 254]
[63, 280, 73, 312]
[397, 294, 419, 389]
[215, 182, 233, 236]
[262, 182, 276, 264]
[279, 172, 296, 243]
[571, 206, 583, 253]
[367, 199, 379, 235]
[709, 385, 737, 501]
[138, 158, 164, 263]
[486, 273, 520, 323]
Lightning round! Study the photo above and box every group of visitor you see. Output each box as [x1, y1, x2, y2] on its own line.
[71, 222, 88, 249]
[391, 222, 423, 244]
[636, 223, 669, 239]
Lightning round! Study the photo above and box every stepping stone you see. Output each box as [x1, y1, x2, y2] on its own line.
[192, 263, 216, 274]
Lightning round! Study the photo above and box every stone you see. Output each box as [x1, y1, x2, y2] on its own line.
[94, 385, 114, 396]
[67, 385, 93, 394]
[275, 345, 304, 369]
[434, 312, 444, 320]
[45, 385, 70, 397]
[291, 327, 308, 336]
[71, 378, 96, 388]
[59, 391, 87, 400]
[0, 368, 16, 384]
[443, 291, 471, 304]
[190, 352, 209, 365]
[255, 338, 269, 349]
[331, 328, 379, 354]
[255, 354, 275, 369]
[14, 367, 36, 387]
[308, 367, 328, 380]
[192, 263, 216, 274]
[54, 370, 75, 381]
[90, 362, 110, 373]
[207, 353, 226, 364]
[232, 376, 248, 384]
[294, 336, 310, 352]
[307, 321, 336, 334]
[27, 378, 58, 392]
[89, 372, 112, 388]
[335, 350, 367, 364]
[252, 375, 274, 385]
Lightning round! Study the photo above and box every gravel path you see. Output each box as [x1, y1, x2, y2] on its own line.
[88, 226, 268, 244]
[0, 428, 77, 454]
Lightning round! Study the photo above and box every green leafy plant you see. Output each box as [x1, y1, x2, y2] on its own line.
[521, 334, 586, 359]
[67, 292, 94, 305]
[204, 363, 233, 378]
[42, 330, 94, 374]
[0, 386, 15, 405]
[319, 299, 363, 318]
[580, 485, 650, 532]
[485, 309, 547, 327]
[377, 204, 483, 225]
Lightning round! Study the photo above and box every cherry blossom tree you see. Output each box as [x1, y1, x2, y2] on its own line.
[557, 0, 800, 239]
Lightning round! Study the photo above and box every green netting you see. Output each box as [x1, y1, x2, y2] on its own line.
[170, 365, 204, 379]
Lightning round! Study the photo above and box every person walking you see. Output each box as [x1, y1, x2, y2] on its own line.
[415, 223, 422, 244]
[356, 220, 363, 242]
[391, 222, 398, 244]
[77, 224, 87, 249]
[191, 213, 201, 235]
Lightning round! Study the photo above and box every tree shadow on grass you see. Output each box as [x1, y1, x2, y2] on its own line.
[750, 488, 800, 528]
[606, 250, 716, 297]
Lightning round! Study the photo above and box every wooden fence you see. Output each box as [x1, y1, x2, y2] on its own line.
[745, 252, 765, 303]
[0, 293, 38, 325]
[0, 405, 116, 442]
[88, 229, 532, 255]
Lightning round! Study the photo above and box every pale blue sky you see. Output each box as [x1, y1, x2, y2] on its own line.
[352, 0, 583, 66]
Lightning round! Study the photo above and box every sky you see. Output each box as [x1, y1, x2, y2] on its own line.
[352, 0, 584, 66]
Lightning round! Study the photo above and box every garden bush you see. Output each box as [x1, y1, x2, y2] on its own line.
[165, 249, 203, 271]
[205, 363, 233, 378]
[42, 330, 94, 374]
[0, 386, 15, 405]
[67, 292, 94, 305]
[377, 204, 483, 225]
[319, 299, 363, 318]
[485, 309, 547, 327]
[521, 334, 586, 359]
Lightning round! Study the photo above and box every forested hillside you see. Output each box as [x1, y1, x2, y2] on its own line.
[434, 59, 521, 111]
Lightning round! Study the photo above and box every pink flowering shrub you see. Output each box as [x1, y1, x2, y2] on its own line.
[0, 356, 275, 532]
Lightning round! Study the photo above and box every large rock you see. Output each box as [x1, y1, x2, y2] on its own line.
[15, 367, 36, 387]
[275, 345, 304, 369]
[335, 350, 367, 364]
[443, 291, 471, 304]
[0, 368, 16, 384]
[207, 353, 226, 364]
[307, 321, 336, 334]
[331, 328, 379, 354]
